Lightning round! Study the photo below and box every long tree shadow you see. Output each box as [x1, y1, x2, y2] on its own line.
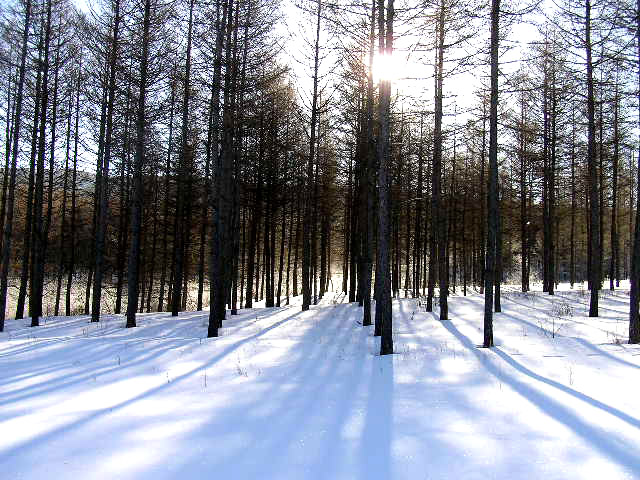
[0, 304, 309, 461]
[568, 337, 640, 371]
[490, 347, 640, 429]
[447, 298, 640, 427]
[208, 302, 369, 479]
[358, 351, 393, 480]
[0, 306, 301, 402]
[439, 319, 640, 475]
[0, 338, 195, 406]
[465, 296, 638, 368]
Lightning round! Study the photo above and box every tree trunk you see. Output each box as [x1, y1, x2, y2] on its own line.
[585, 0, 600, 317]
[54, 84, 73, 316]
[66, 66, 81, 316]
[172, 0, 195, 317]
[629, 0, 640, 343]
[126, 0, 152, 328]
[483, 0, 500, 348]
[0, 0, 31, 331]
[433, 0, 448, 320]
[92, 0, 121, 321]
[31, 0, 54, 327]
[16, 18, 43, 320]
[376, 0, 394, 355]
[302, 0, 322, 312]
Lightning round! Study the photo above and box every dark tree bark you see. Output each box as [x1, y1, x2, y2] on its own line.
[54, 83, 74, 316]
[277, 202, 286, 306]
[209, 0, 235, 336]
[585, 0, 600, 317]
[0, 0, 31, 331]
[126, 0, 152, 328]
[570, 104, 576, 288]
[16, 17, 44, 320]
[158, 69, 177, 313]
[629, 0, 640, 344]
[92, 0, 121, 322]
[483, 0, 499, 348]
[172, 0, 195, 317]
[115, 64, 133, 314]
[413, 116, 424, 298]
[146, 173, 160, 311]
[293, 189, 301, 296]
[66, 65, 81, 316]
[519, 94, 529, 292]
[198, 71, 216, 312]
[432, 0, 448, 320]
[376, 0, 394, 355]
[360, 0, 376, 326]
[609, 77, 620, 290]
[302, 0, 321, 312]
[495, 187, 502, 313]
[31, 0, 54, 327]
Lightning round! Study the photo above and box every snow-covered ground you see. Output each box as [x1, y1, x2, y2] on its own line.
[1, 286, 639, 479]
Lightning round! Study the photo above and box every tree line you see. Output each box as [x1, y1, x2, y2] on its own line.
[0, 0, 639, 354]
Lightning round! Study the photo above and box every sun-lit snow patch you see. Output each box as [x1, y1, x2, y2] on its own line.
[129, 417, 201, 442]
[98, 446, 161, 477]
[437, 356, 475, 381]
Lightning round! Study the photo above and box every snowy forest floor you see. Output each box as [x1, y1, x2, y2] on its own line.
[1, 285, 639, 479]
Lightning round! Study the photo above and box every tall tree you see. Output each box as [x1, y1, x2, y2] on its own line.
[92, 0, 122, 322]
[126, 0, 152, 328]
[171, 0, 195, 317]
[376, 0, 394, 355]
[0, 0, 31, 331]
[629, 0, 640, 343]
[483, 0, 500, 348]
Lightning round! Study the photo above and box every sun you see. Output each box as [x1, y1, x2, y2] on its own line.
[371, 53, 403, 83]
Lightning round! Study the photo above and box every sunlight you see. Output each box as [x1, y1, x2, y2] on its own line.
[371, 53, 403, 83]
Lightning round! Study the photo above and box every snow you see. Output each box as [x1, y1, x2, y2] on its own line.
[1, 286, 639, 479]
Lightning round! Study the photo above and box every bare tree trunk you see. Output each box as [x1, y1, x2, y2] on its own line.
[146, 173, 159, 311]
[495, 187, 502, 312]
[610, 77, 620, 290]
[570, 104, 576, 288]
[413, 116, 424, 298]
[433, 0, 448, 320]
[376, 0, 394, 355]
[16, 18, 43, 320]
[66, 65, 81, 316]
[483, 0, 499, 348]
[198, 76, 215, 311]
[0, 0, 31, 331]
[629, 0, 640, 343]
[286, 199, 293, 304]
[519, 96, 529, 292]
[92, 0, 121, 321]
[293, 189, 301, 297]
[126, 0, 152, 328]
[172, 0, 195, 317]
[1, 59, 16, 255]
[548, 53, 557, 295]
[361, 0, 376, 325]
[302, 0, 322, 312]
[55, 85, 73, 316]
[158, 69, 176, 312]
[115, 64, 133, 314]
[245, 82, 263, 308]
[31, 0, 54, 327]
[209, 0, 234, 337]
[585, 0, 600, 317]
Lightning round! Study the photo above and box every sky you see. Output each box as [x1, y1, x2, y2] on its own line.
[281, 0, 546, 135]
